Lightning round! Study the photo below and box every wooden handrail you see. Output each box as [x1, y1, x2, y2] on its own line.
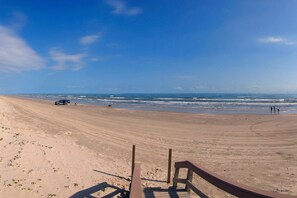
[130, 162, 143, 198]
[173, 161, 297, 198]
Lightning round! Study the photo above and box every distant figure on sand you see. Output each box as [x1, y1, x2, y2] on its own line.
[273, 106, 276, 114]
[270, 106, 273, 114]
[277, 108, 280, 114]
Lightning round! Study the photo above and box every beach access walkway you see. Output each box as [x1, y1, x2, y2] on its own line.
[128, 145, 296, 198]
[130, 161, 297, 198]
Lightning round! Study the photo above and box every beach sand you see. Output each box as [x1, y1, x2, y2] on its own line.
[0, 96, 296, 197]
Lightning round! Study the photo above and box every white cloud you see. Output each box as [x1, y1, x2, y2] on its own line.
[90, 58, 100, 62]
[174, 86, 183, 91]
[105, 0, 142, 16]
[89, 57, 105, 62]
[80, 33, 100, 45]
[258, 36, 295, 45]
[49, 48, 87, 71]
[0, 25, 45, 72]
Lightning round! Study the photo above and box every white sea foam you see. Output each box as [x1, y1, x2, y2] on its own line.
[20, 94, 297, 114]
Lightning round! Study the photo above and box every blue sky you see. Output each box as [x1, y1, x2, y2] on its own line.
[1, 0, 297, 93]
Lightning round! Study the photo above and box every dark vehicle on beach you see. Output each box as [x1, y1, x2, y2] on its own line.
[55, 100, 70, 105]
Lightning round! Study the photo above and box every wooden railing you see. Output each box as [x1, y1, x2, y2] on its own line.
[173, 161, 297, 198]
[130, 162, 143, 198]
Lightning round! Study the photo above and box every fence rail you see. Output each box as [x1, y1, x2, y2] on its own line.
[173, 160, 297, 198]
[130, 162, 143, 198]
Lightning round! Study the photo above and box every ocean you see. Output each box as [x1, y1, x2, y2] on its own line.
[19, 93, 297, 114]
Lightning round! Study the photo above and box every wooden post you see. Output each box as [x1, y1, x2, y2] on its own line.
[186, 169, 193, 193]
[173, 167, 179, 187]
[167, 148, 172, 183]
[131, 145, 135, 178]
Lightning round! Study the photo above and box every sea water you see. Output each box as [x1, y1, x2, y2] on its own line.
[19, 93, 297, 114]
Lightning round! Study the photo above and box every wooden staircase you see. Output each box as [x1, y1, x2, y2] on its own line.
[129, 163, 191, 198]
[129, 161, 297, 198]
[143, 191, 190, 198]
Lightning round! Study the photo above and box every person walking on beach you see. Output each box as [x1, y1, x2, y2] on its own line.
[270, 106, 273, 114]
[277, 108, 280, 114]
[273, 106, 276, 114]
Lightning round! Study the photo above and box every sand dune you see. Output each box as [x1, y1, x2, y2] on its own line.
[0, 96, 296, 197]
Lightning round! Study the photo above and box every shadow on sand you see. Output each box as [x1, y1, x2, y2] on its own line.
[70, 171, 208, 198]
[93, 170, 130, 182]
[143, 186, 209, 198]
[69, 182, 127, 198]
[143, 187, 181, 198]
[93, 169, 167, 183]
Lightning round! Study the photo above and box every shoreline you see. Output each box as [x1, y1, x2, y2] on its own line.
[0, 96, 296, 197]
[10, 95, 297, 116]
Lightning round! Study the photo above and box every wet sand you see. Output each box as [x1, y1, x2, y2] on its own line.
[0, 96, 296, 197]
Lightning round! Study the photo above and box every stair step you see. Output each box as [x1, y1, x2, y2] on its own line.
[144, 191, 191, 198]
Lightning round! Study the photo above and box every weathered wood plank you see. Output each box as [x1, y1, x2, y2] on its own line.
[130, 163, 143, 198]
[174, 161, 297, 198]
[144, 191, 190, 198]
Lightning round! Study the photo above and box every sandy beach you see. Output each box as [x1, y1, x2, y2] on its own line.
[0, 96, 296, 197]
